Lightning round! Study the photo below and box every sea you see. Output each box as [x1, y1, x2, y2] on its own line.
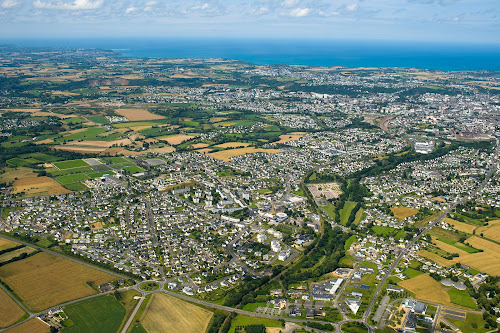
[2, 38, 500, 71]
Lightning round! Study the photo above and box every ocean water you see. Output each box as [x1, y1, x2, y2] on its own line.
[3, 38, 500, 71]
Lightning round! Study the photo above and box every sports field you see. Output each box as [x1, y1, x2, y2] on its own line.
[391, 206, 418, 219]
[0, 287, 25, 328]
[4, 318, 50, 333]
[63, 295, 125, 333]
[208, 147, 281, 161]
[12, 177, 71, 196]
[53, 159, 89, 170]
[115, 108, 165, 121]
[140, 293, 213, 333]
[0, 252, 116, 311]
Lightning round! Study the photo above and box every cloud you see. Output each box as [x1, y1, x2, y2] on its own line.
[33, 0, 104, 10]
[289, 7, 309, 17]
[250, 6, 269, 15]
[282, 0, 298, 8]
[1, 0, 20, 8]
[125, 6, 135, 14]
[144, 0, 156, 12]
[345, 3, 359, 12]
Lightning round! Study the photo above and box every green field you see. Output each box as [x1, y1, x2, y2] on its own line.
[402, 267, 422, 279]
[53, 159, 89, 170]
[130, 324, 148, 333]
[437, 237, 479, 253]
[447, 288, 477, 309]
[448, 313, 488, 333]
[321, 203, 336, 219]
[63, 295, 126, 333]
[344, 235, 357, 251]
[102, 157, 130, 164]
[56, 173, 90, 185]
[340, 202, 357, 225]
[371, 226, 398, 236]
[53, 127, 122, 143]
[124, 165, 145, 174]
[87, 171, 115, 179]
[228, 315, 282, 333]
[241, 302, 267, 312]
[88, 116, 110, 124]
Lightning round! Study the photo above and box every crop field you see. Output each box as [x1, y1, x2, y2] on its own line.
[475, 220, 500, 242]
[4, 318, 50, 333]
[228, 315, 282, 333]
[215, 142, 251, 148]
[391, 206, 418, 219]
[115, 108, 165, 121]
[447, 288, 477, 309]
[0, 238, 19, 251]
[0, 287, 26, 328]
[12, 177, 71, 196]
[54, 145, 107, 154]
[140, 293, 213, 333]
[0, 167, 38, 185]
[158, 134, 196, 145]
[273, 132, 306, 144]
[398, 274, 452, 306]
[208, 147, 281, 162]
[53, 127, 122, 144]
[432, 238, 469, 256]
[371, 226, 398, 236]
[63, 295, 126, 333]
[450, 236, 500, 275]
[0, 252, 116, 311]
[0, 246, 37, 263]
[53, 159, 89, 170]
[443, 218, 477, 234]
[418, 250, 453, 267]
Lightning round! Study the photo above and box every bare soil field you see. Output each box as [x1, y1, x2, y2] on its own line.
[0, 287, 26, 328]
[4, 319, 50, 333]
[391, 206, 419, 219]
[140, 293, 213, 333]
[12, 177, 71, 196]
[443, 218, 477, 234]
[115, 108, 165, 121]
[208, 147, 281, 162]
[51, 91, 80, 96]
[0, 252, 116, 312]
[398, 274, 452, 306]
[158, 134, 196, 145]
[215, 142, 251, 148]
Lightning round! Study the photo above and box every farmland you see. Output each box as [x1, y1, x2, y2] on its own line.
[63, 295, 126, 333]
[53, 159, 89, 170]
[442, 218, 477, 234]
[228, 315, 283, 333]
[12, 177, 71, 196]
[115, 108, 165, 121]
[0, 238, 19, 251]
[0, 288, 26, 328]
[450, 236, 500, 275]
[0, 252, 116, 311]
[4, 318, 50, 333]
[475, 219, 500, 242]
[208, 147, 281, 162]
[139, 293, 213, 333]
[158, 134, 196, 145]
[390, 206, 418, 219]
[398, 274, 452, 306]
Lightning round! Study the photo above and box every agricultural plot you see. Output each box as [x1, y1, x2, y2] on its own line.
[53, 159, 89, 170]
[0, 238, 20, 251]
[0, 246, 37, 263]
[140, 293, 213, 333]
[273, 132, 306, 144]
[208, 147, 281, 162]
[475, 219, 500, 242]
[398, 274, 453, 306]
[447, 288, 477, 309]
[340, 202, 357, 226]
[0, 252, 116, 312]
[443, 218, 477, 234]
[4, 318, 50, 333]
[115, 108, 165, 121]
[158, 134, 196, 145]
[56, 173, 90, 185]
[391, 206, 418, 219]
[63, 295, 126, 333]
[450, 236, 500, 276]
[228, 315, 282, 333]
[12, 177, 71, 196]
[0, 287, 26, 328]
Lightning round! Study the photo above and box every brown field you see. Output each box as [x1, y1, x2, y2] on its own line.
[398, 274, 452, 306]
[0, 167, 38, 185]
[191, 143, 209, 149]
[51, 91, 79, 96]
[4, 319, 50, 333]
[12, 177, 71, 196]
[391, 206, 419, 219]
[35, 138, 54, 144]
[55, 145, 107, 154]
[158, 134, 196, 145]
[451, 236, 500, 275]
[90, 222, 104, 230]
[208, 147, 281, 162]
[273, 132, 306, 144]
[150, 146, 176, 154]
[64, 138, 131, 148]
[475, 220, 500, 242]
[215, 142, 251, 148]
[432, 237, 468, 256]
[209, 117, 229, 122]
[0, 252, 117, 311]
[0, 287, 26, 328]
[0, 247, 37, 263]
[140, 293, 213, 333]
[0, 239, 20, 252]
[418, 250, 453, 267]
[197, 148, 213, 155]
[115, 108, 165, 121]
[443, 218, 477, 234]
[102, 148, 144, 156]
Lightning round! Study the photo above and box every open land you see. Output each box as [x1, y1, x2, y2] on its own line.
[208, 147, 281, 162]
[4, 319, 50, 333]
[114, 109, 165, 121]
[0, 288, 26, 328]
[390, 206, 418, 219]
[12, 177, 71, 196]
[398, 274, 453, 306]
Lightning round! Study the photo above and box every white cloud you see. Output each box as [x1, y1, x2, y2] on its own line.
[289, 7, 309, 17]
[144, 0, 156, 12]
[282, 0, 298, 8]
[125, 6, 135, 14]
[33, 0, 104, 10]
[345, 3, 359, 12]
[252, 6, 269, 15]
[1, 0, 20, 8]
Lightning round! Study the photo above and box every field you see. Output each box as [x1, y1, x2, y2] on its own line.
[0, 246, 37, 263]
[398, 274, 452, 306]
[228, 315, 282, 333]
[208, 147, 281, 162]
[391, 206, 418, 219]
[447, 313, 488, 333]
[0, 167, 38, 185]
[4, 318, 50, 333]
[307, 182, 343, 200]
[140, 293, 213, 333]
[215, 142, 251, 148]
[475, 220, 500, 242]
[63, 295, 126, 333]
[371, 226, 398, 236]
[447, 288, 477, 309]
[450, 236, 500, 275]
[53, 159, 89, 170]
[418, 250, 453, 267]
[0, 252, 116, 311]
[158, 134, 196, 145]
[0, 287, 26, 328]
[0, 238, 19, 251]
[273, 132, 306, 144]
[339, 202, 357, 225]
[442, 218, 477, 234]
[12, 177, 71, 196]
[115, 108, 165, 121]
[432, 238, 469, 256]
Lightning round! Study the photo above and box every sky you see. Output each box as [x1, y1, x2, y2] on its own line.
[0, 0, 499, 44]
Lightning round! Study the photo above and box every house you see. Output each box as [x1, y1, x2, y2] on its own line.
[98, 283, 114, 293]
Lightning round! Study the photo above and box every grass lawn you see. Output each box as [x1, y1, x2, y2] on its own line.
[124, 165, 145, 173]
[228, 315, 282, 333]
[130, 324, 148, 333]
[53, 159, 88, 170]
[63, 295, 126, 333]
[371, 226, 398, 236]
[448, 288, 477, 309]
[56, 173, 90, 185]
[353, 208, 365, 225]
[64, 183, 88, 191]
[339, 254, 355, 267]
[344, 235, 357, 251]
[402, 267, 422, 279]
[321, 203, 336, 219]
[448, 313, 488, 333]
[241, 302, 267, 312]
[339, 202, 357, 226]
[102, 157, 130, 164]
